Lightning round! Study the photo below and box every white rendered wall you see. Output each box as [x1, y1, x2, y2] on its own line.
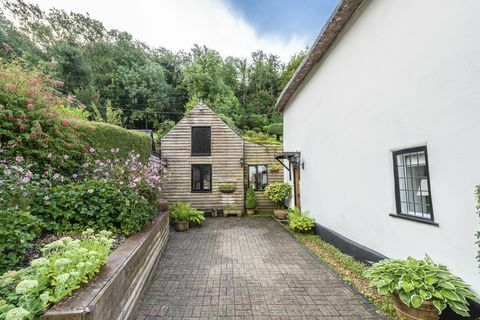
[283, 0, 480, 292]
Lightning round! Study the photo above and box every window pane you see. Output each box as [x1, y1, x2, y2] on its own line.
[192, 166, 201, 191]
[394, 149, 432, 219]
[192, 127, 211, 155]
[258, 165, 268, 190]
[248, 166, 257, 190]
[203, 165, 211, 190]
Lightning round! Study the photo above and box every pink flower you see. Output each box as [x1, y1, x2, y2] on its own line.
[63, 155, 69, 160]
[61, 120, 71, 126]
[2, 42, 12, 53]
[89, 148, 95, 153]
[47, 153, 53, 158]
[94, 160, 100, 164]
[6, 85, 17, 92]
[53, 173, 61, 180]
[15, 156, 23, 162]
[21, 176, 30, 183]
[82, 163, 89, 169]
[27, 103, 33, 111]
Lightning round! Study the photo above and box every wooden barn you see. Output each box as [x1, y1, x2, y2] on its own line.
[160, 103, 283, 213]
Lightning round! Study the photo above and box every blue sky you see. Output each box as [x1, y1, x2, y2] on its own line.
[31, 0, 338, 61]
[228, 0, 339, 44]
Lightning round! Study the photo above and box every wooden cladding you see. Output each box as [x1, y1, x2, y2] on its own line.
[191, 127, 211, 156]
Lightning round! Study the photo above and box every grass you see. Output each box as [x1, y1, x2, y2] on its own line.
[253, 209, 274, 217]
[280, 224, 399, 319]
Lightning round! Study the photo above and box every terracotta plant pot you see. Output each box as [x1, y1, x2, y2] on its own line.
[246, 208, 255, 216]
[273, 209, 287, 220]
[173, 221, 189, 232]
[391, 293, 439, 320]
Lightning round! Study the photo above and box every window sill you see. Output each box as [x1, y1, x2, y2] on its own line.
[389, 213, 439, 227]
[191, 190, 212, 193]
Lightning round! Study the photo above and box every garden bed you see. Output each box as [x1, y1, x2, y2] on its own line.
[41, 212, 169, 320]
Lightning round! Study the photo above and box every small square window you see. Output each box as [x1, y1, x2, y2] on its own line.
[191, 127, 211, 156]
[393, 147, 434, 221]
[192, 164, 212, 192]
[248, 165, 268, 191]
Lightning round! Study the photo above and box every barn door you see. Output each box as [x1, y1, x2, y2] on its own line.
[293, 166, 301, 210]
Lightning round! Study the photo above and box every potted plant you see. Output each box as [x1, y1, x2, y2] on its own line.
[188, 208, 205, 227]
[264, 182, 292, 219]
[223, 205, 242, 217]
[219, 183, 236, 193]
[287, 208, 315, 233]
[245, 187, 257, 216]
[270, 162, 282, 173]
[364, 256, 479, 319]
[169, 202, 193, 231]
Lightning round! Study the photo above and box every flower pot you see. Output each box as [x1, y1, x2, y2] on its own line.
[391, 293, 439, 320]
[190, 221, 201, 228]
[220, 187, 236, 193]
[246, 208, 255, 216]
[274, 209, 287, 220]
[173, 221, 189, 232]
[270, 168, 280, 173]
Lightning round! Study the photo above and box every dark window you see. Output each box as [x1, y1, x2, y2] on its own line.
[248, 165, 268, 191]
[191, 127, 211, 156]
[393, 146, 434, 221]
[192, 164, 212, 192]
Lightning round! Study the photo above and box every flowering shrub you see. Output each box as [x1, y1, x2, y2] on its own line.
[0, 230, 113, 319]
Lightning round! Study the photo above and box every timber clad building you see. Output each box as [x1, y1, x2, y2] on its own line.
[160, 103, 283, 211]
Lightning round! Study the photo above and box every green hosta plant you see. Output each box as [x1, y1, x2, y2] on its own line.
[364, 256, 479, 317]
[264, 182, 292, 208]
[187, 209, 205, 225]
[287, 208, 315, 232]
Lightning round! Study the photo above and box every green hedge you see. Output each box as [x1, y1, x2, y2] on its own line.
[266, 123, 283, 136]
[73, 120, 151, 162]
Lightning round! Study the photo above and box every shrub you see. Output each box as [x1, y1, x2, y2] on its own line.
[364, 256, 479, 316]
[0, 230, 113, 319]
[245, 187, 257, 209]
[0, 209, 41, 273]
[31, 179, 156, 236]
[266, 123, 283, 137]
[287, 208, 315, 232]
[264, 182, 292, 208]
[242, 130, 281, 146]
[170, 202, 203, 223]
[74, 120, 151, 163]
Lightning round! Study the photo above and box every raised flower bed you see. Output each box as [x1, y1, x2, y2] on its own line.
[41, 212, 169, 320]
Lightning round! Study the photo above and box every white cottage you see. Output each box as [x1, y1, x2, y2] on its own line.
[276, 0, 480, 298]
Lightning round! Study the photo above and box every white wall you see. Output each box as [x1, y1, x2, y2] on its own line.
[283, 0, 480, 292]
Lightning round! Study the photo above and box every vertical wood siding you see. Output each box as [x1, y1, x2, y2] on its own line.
[243, 141, 284, 210]
[160, 104, 244, 209]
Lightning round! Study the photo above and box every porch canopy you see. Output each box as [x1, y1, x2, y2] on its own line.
[275, 152, 301, 178]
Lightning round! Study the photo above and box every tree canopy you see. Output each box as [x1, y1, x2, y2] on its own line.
[0, 0, 305, 136]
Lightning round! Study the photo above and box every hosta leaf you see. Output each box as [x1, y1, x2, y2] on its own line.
[399, 291, 412, 306]
[401, 281, 415, 292]
[440, 289, 461, 302]
[448, 300, 470, 316]
[410, 294, 424, 308]
[432, 290, 443, 299]
[378, 286, 389, 295]
[456, 287, 479, 301]
[438, 281, 456, 290]
[424, 276, 438, 285]
[419, 289, 432, 300]
[433, 300, 446, 312]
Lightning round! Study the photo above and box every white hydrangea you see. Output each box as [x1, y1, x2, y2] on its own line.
[15, 279, 38, 295]
[5, 307, 30, 320]
[57, 273, 70, 283]
[54, 258, 72, 267]
[30, 258, 49, 267]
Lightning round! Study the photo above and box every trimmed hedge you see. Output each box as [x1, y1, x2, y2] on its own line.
[266, 123, 283, 136]
[73, 120, 151, 162]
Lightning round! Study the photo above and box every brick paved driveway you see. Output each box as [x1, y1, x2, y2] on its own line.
[135, 217, 383, 319]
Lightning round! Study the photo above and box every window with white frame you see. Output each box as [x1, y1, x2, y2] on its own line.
[393, 147, 434, 220]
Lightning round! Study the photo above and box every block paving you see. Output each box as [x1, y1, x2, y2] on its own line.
[135, 217, 383, 319]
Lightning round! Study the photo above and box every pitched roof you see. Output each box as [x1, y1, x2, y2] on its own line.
[275, 0, 366, 112]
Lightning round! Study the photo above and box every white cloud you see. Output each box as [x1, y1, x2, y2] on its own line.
[28, 0, 307, 61]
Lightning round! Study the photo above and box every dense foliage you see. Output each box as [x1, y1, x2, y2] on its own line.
[287, 208, 315, 232]
[264, 182, 292, 207]
[0, 209, 41, 272]
[245, 187, 257, 209]
[364, 256, 479, 316]
[0, 1, 306, 134]
[169, 202, 204, 224]
[0, 230, 113, 319]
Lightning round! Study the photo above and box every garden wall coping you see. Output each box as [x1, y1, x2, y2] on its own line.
[41, 212, 169, 320]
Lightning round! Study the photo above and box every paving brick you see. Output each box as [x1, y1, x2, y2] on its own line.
[134, 218, 383, 320]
